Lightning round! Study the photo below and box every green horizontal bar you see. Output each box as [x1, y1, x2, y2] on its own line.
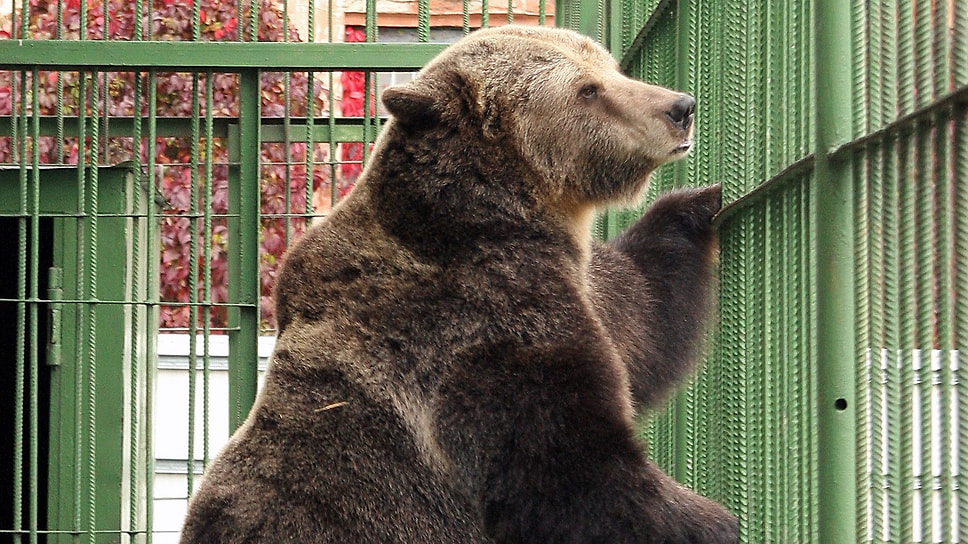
[0, 116, 383, 142]
[713, 153, 816, 227]
[0, 41, 446, 70]
[714, 81, 968, 227]
[0, 297, 258, 307]
[618, 0, 675, 72]
[0, 116, 229, 139]
[830, 82, 968, 159]
[261, 121, 381, 143]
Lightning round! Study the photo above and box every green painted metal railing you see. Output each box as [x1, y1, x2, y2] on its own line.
[1, 1, 554, 542]
[599, 0, 968, 542]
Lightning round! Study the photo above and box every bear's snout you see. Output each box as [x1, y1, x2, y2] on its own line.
[666, 94, 696, 132]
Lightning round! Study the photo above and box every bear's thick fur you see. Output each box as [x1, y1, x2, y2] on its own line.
[180, 25, 739, 543]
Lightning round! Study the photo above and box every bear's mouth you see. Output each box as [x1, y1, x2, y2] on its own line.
[671, 139, 693, 155]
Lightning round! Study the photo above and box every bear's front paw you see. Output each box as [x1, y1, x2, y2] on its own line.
[642, 184, 722, 237]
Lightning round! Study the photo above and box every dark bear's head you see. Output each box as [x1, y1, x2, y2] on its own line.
[381, 25, 695, 216]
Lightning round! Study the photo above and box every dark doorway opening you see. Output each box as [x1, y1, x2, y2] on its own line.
[0, 217, 52, 543]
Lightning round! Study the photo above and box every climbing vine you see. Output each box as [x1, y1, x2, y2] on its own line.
[0, 0, 352, 331]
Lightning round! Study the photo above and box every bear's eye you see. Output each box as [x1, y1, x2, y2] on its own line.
[578, 84, 599, 100]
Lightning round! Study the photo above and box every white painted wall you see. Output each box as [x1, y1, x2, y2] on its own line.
[152, 334, 274, 543]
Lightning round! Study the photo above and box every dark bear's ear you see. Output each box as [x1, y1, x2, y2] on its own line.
[382, 78, 441, 127]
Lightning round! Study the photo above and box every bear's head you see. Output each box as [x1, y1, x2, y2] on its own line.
[381, 26, 695, 215]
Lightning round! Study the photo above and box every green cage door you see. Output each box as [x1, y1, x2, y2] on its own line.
[0, 165, 156, 543]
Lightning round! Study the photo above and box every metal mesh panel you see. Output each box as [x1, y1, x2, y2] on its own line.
[597, 0, 968, 541]
[603, 3, 818, 540]
[851, 1, 968, 541]
[0, 1, 554, 542]
[6, 0, 968, 542]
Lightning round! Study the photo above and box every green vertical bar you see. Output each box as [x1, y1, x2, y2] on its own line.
[931, 0, 953, 534]
[29, 67, 40, 544]
[672, 0, 689, 484]
[248, 0, 258, 41]
[917, 350, 931, 542]
[73, 71, 87, 544]
[13, 68, 26, 544]
[418, 0, 429, 42]
[607, 0, 621, 55]
[956, 107, 968, 544]
[366, 0, 377, 41]
[895, 2, 918, 537]
[363, 0, 376, 168]
[576, 1, 601, 40]
[129, 65, 145, 544]
[745, 204, 766, 544]
[849, 1, 869, 540]
[814, 0, 856, 542]
[304, 3, 316, 228]
[187, 72, 201, 497]
[953, 5, 968, 539]
[203, 70, 215, 470]
[145, 68, 159, 544]
[721, 219, 748, 532]
[86, 71, 101, 544]
[228, 69, 261, 431]
[772, 197, 788, 541]
[878, 13, 899, 536]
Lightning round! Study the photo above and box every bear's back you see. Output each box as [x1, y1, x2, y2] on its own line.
[179, 335, 492, 544]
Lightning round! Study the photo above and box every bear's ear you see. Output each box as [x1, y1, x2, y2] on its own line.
[382, 79, 441, 128]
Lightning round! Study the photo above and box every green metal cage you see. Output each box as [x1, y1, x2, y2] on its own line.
[603, 0, 968, 542]
[1, 0, 966, 542]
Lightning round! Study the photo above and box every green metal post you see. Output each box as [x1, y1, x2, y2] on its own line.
[577, 0, 600, 40]
[228, 69, 261, 431]
[673, 0, 690, 483]
[814, 0, 856, 542]
[607, 0, 623, 57]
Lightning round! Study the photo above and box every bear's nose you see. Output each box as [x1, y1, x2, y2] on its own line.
[666, 95, 696, 131]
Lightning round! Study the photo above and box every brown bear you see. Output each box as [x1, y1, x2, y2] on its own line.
[179, 25, 739, 544]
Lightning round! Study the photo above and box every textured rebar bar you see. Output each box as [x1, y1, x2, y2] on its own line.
[203, 70, 215, 475]
[747, 197, 766, 544]
[719, 1, 751, 535]
[71, 67, 87, 543]
[868, 138, 888, 543]
[954, 103, 968, 544]
[85, 69, 101, 544]
[248, 0, 258, 42]
[145, 68, 159, 544]
[850, 3, 873, 537]
[12, 67, 27, 544]
[784, 185, 801, 540]
[898, 134, 920, 544]
[721, 220, 749, 536]
[932, 4, 955, 538]
[26, 65, 39, 544]
[128, 65, 144, 543]
[763, 195, 779, 540]
[186, 72, 201, 497]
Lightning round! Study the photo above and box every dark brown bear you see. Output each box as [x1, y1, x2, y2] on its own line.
[180, 25, 739, 544]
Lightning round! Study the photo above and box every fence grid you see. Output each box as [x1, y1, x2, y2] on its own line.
[612, 0, 967, 542]
[2, 0, 967, 542]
